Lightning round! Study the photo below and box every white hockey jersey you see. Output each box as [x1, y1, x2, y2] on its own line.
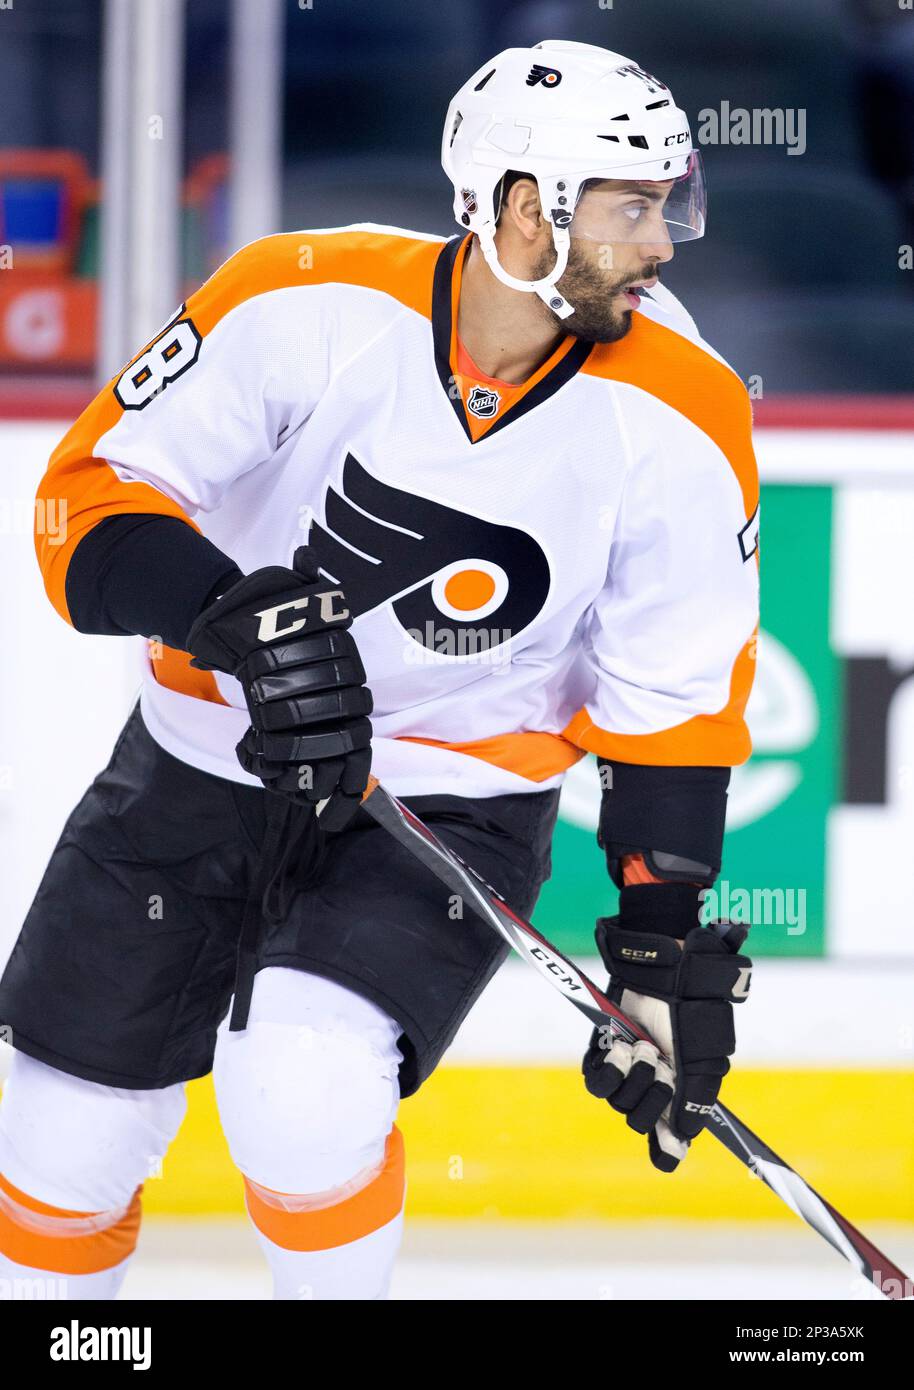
[37, 225, 760, 798]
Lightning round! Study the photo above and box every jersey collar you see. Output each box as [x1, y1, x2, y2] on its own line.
[431, 233, 593, 444]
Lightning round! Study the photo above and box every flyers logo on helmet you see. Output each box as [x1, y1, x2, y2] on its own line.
[305, 452, 551, 653]
[526, 64, 562, 88]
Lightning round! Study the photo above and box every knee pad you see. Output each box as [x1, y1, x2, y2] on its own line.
[0, 1052, 186, 1211]
[213, 968, 403, 1195]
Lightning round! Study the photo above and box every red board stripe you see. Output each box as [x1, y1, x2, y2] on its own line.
[753, 395, 914, 430]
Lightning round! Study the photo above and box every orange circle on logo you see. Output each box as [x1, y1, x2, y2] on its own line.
[443, 568, 497, 612]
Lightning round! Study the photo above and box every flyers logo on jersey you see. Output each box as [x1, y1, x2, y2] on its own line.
[466, 385, 500, 419]
[306, 453, 550, 653]
[526, 64, 561, 88]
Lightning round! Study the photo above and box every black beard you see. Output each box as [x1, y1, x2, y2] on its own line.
[531, 241, 650, 344]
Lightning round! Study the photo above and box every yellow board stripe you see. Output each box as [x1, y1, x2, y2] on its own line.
[140, 1066, 914, 1222]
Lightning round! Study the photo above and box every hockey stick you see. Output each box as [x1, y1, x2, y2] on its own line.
[360, 776, 912, 1300]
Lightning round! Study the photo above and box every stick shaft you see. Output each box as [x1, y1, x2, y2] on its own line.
[362, 778, 911, 1299]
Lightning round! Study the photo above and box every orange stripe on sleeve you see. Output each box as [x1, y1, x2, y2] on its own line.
[36, 423, 199, 626]
[564, 628, 757, 768]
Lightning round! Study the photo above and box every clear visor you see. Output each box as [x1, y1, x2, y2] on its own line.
[568, 150, 706, 246]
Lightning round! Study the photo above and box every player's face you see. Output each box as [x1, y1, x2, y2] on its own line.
[535, 180, 677, 344]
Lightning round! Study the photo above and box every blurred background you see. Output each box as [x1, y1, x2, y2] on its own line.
[2, 0, 914, 392]
[0, 0, 912, 1299]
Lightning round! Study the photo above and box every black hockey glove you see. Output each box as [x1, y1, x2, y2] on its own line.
[185, 545, 372, 830]
[582, 883, 752, 1173]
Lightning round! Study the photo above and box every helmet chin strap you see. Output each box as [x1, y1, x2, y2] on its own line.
[476, 224, 577, 321]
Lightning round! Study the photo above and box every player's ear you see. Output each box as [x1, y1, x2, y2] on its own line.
[503, 177, 546, 240]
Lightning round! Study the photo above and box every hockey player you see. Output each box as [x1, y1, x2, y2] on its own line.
[0, 40, 757, 1300]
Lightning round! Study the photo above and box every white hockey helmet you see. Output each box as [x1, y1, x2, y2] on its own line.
[441, 39, 705, 318]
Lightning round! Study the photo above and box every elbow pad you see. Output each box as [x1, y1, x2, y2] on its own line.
[596, 758, 730, 889]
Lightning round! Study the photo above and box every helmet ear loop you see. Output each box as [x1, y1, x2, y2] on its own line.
[492, 173, 506, 225]
[535, 226, 574, 319]
[476, 221, 577, 319]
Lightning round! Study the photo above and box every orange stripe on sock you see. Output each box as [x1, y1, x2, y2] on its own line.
[244, 1127, 405, 1253]
[0, 1171, 142, 1275]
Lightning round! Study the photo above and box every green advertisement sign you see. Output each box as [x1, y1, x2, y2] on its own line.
[534, 485, 840, 959]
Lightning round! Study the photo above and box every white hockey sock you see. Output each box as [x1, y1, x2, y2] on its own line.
[254, 1210, 404, 1300]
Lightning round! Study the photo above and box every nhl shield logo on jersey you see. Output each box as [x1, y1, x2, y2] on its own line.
[466, 384, 500, 419]
[305, 452, 550, 654]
